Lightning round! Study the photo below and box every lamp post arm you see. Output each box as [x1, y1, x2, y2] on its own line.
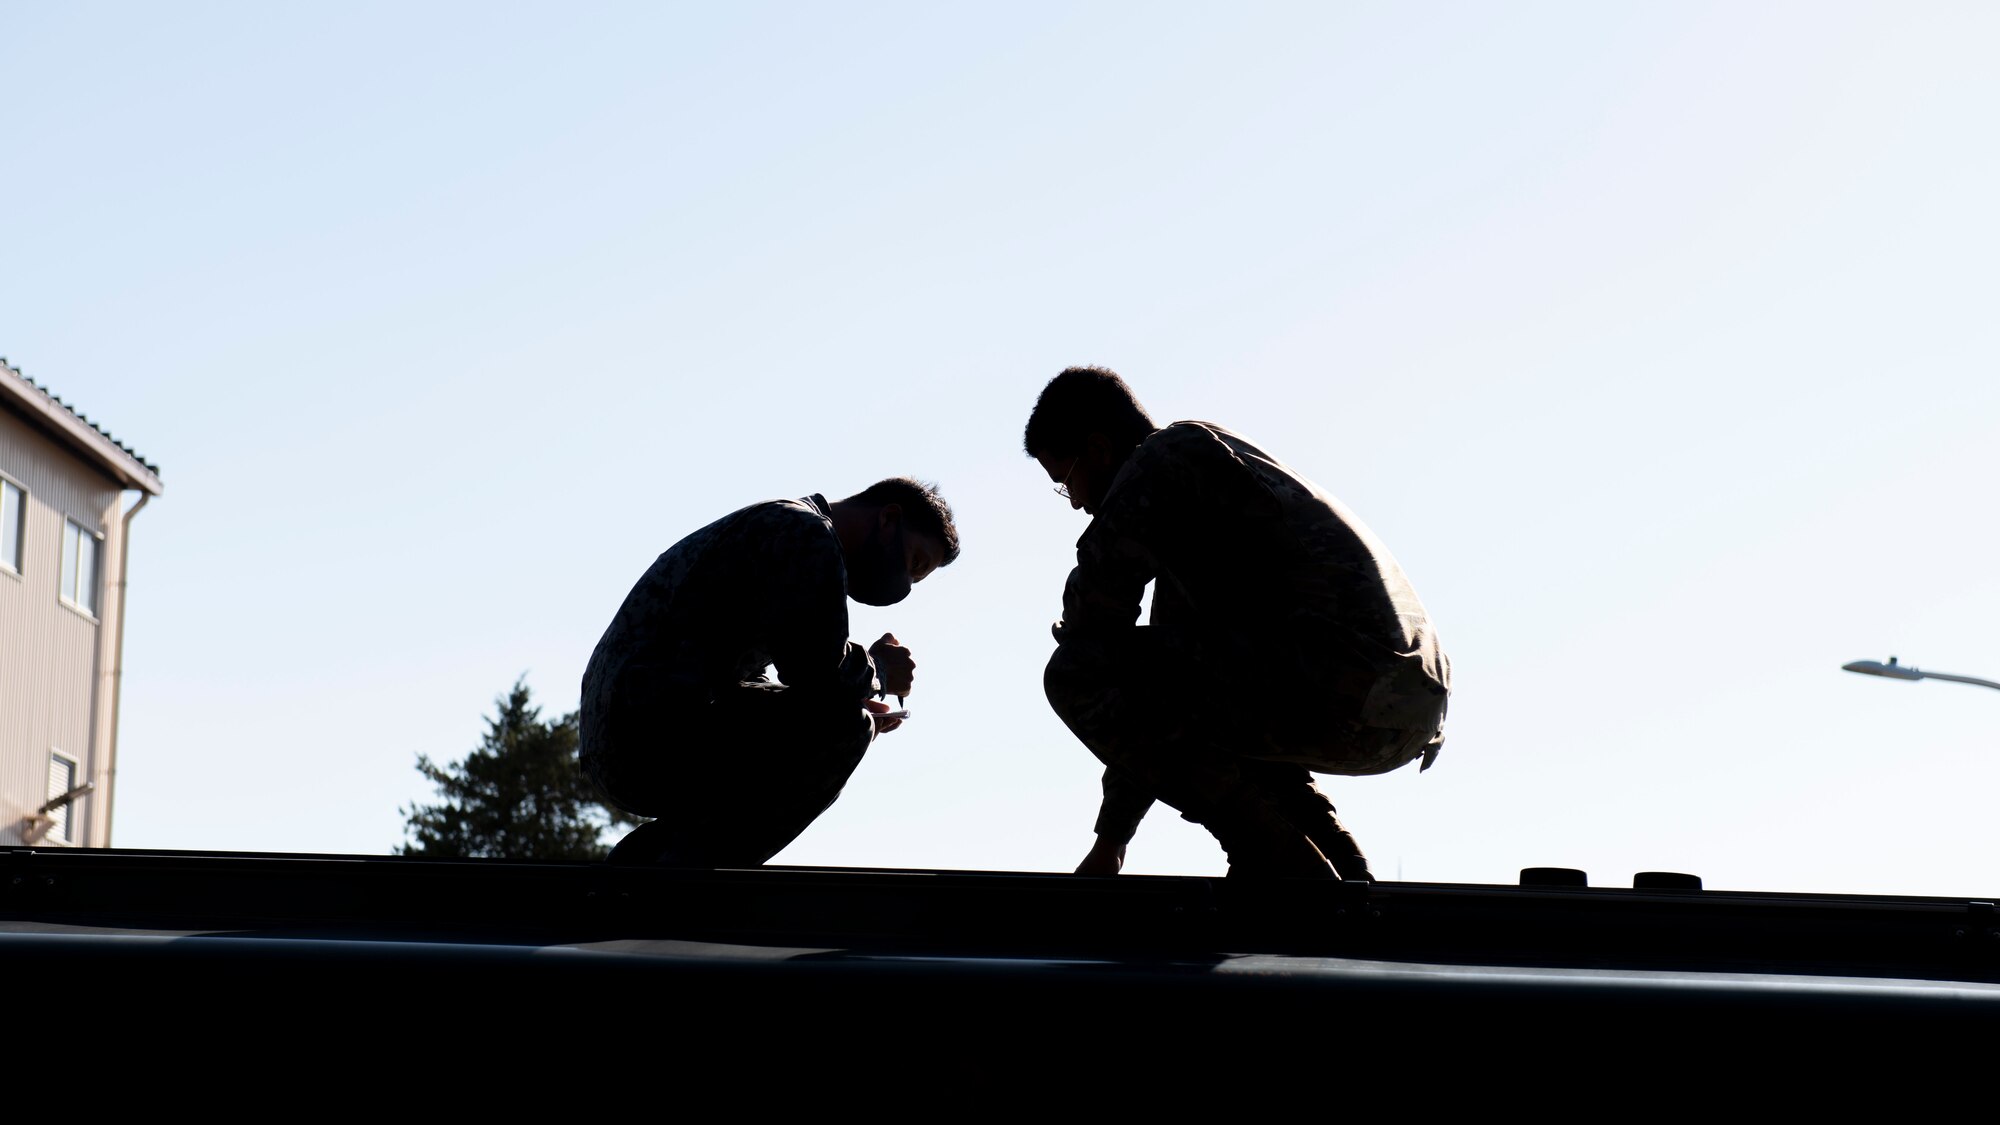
[1915, 671, 2000, 692]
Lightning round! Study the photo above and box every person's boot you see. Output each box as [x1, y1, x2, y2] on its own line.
[606, 819, 680, 865]
[1278, 783, 1376, 882]
[1235, 760, 1377, 882]
[1202, 790, 1339, 880]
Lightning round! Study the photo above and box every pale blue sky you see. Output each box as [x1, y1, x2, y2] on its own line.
[3, 2, 1996, 894]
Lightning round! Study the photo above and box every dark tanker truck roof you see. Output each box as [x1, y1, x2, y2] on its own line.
[8, 846, 1997, 1078]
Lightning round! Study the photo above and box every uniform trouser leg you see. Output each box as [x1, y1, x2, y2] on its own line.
[597, 682, 875, 867]
[1045, 629, 1356, 878]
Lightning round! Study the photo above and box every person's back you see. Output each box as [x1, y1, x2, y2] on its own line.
[580, 495, 861, 783]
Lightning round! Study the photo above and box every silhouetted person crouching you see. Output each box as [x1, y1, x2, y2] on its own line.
[581, 478, 958, 866]
[1025, 368, 1448, 880]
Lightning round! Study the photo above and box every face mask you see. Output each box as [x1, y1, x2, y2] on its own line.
[847, 520, 911, 606]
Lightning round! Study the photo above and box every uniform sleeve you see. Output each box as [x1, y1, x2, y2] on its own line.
[1057, 425, 1253, 639]
[1093, 767, 1157, 846]
[747, 504, 875, 702]
[1055, 459, 1163, 639]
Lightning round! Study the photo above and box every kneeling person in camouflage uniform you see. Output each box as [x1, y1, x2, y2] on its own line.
[1025, 368, 1449, 880]
[581, 478, 959, 866]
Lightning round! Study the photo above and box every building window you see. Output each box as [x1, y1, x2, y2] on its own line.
[1, 478, 22, 575]
[60, 518, 100, 616]
[47, 753, 80, 845]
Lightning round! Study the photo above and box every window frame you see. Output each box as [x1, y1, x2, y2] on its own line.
[46, 751, 81, 846]
[0, 472, 24, 580]
[57, 515, 103, 620]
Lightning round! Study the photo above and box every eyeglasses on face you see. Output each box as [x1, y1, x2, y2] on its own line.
[1053, 458, 1079, 501]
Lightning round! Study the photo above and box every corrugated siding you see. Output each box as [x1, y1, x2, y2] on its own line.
[0, 407, 125, 846]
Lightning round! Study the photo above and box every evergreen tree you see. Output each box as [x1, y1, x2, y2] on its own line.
[399, 677, 639, 860]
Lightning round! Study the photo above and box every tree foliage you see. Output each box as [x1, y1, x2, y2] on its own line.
[399, 677, 639, 860]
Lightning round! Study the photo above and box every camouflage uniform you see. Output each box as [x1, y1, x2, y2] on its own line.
[1045, 422, 1449, 878]
[580, 495, 880, 866]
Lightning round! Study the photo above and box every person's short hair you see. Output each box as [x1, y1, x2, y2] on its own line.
[845, 477, 961, 566]
[1022, 366, 1157, 459]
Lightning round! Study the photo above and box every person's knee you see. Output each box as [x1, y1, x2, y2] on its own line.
[1044, 643, 1102, 723]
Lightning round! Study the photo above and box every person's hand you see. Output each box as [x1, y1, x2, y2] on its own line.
[864, 698, 904, 735]
[869, 632, 915, 698]
[1074, 837, 1126, 876]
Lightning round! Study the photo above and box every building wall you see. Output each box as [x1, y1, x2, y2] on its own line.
[0, 405, 127, 847]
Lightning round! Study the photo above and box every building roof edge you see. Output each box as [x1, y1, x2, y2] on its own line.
[0, 358, 164, 496]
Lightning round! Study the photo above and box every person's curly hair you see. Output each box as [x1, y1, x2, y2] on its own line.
[1023, 366, 1157, 460]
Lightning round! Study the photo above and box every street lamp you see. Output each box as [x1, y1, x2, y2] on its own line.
[1842, 656, 2000, 692]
